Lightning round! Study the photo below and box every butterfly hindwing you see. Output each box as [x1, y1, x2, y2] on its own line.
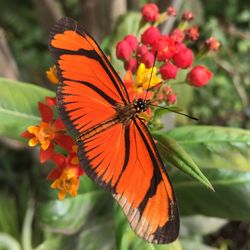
[113, 119, 179, 243]
[49, 17, 179, 244]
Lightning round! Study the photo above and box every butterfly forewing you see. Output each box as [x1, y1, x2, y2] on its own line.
[49, 17, 179, 244]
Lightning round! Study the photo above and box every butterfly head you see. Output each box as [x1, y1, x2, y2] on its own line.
[133, 98, 148, 113]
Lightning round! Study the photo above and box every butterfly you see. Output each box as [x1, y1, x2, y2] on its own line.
[49, 17, 179, 244]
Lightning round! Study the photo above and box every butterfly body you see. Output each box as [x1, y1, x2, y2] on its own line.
[49, 17, 179, 244]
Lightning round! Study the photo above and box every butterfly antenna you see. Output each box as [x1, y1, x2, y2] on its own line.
[144, 51, 158, 102]
[148, 103, 199, 121]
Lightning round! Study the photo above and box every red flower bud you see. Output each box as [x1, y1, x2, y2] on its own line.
[124, 34, 138, 51]
[167, 92, 177, 105]
[160, 62, 179, 80]
[205, 37, 220, 51]
[187, 65, 213, 87]
[141, 26, 161, 46]
[166, 6, 177, 16]
[141, 51, 154, 68]
[124, 58, 138, 73]
[182, 11, 194, 21]
[170, 28, 185, 43]
[185, 26, 199, 41]
[116, 40, 133, 60]
[137, 44, 148, 57]
[152, 35, 176, 61]
[173, 47, 194, 68]
[141, 3, 159, 22]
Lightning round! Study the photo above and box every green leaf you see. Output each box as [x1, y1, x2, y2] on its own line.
[153, 132, 213, 191]
[35, 217, 115, 250]
[0, 233, 21, 250]
[0, 78, 54, 140]
[166, 126, 250, 171]
[21, 200, 34, 250]
[37, 189, 112, 234]
[173, 168, 250, 219]
[181, 239, 218, 250]
[180, 215, 227, 236]
[0, 193, 19, 239]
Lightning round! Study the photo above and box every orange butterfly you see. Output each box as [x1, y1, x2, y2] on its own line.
[49, 17, 179, 244]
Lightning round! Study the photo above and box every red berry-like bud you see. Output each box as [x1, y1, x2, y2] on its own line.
[166, 6, 177, 16]
[137, 44, 148, 57]
[187, 65, 213, 87]
[164, 86, 173, 95]
[205, 37, 220, 51]
[173, 47, 194, 68]
[141, 26, 161, 46]
[141, 51, 154, 68]
[141, 3, 159, 22]
[116, 40, 133, 60]
[170, 28, 185, 43]
[152, 35, 176, 61]
[182, 11, 194, 21]
[124, 58, 138, 73]
[124, 34, 138, 51]
[167, 92, 177, 105]
[185, 26, 199, 41]
[160, 62, 179, 80]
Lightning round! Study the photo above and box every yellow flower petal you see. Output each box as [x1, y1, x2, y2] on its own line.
[27, 126, 39, 135]
[71, 156, 79, 165]
[136, 63, 162, 90]
[50, 180, 58, 189]
[58, 190, 66, 200]
[41, 139, 50, 150]
[46, 65, 59, 85]
[28, 137, 38, 147]
[50, 167, 80, 200]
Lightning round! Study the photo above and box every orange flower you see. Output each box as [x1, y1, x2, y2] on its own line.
[48, 150, 84, 200]
[46, 65, 59, 84]
[21, 98, 74, 163]
[51, 167, 80, 200]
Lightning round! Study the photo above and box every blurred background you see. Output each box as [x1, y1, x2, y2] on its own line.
[0, 0, 250, 249]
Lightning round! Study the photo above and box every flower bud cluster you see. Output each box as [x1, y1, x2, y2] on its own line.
[115, 3, 220, 109]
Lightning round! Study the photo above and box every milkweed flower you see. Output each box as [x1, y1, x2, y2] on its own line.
[185, 26, 199, 41]
[166, 6, 177, 17]
[152, 35, 176, 61]
[182, 11, 194, 21]
[125, 58, 138, 73]
[116, 40, 133, 60]
[21, 98, 74, 163]
[141, 26, 161, 46]
[124, 34, 139, 50]
[170, 29, 185, 43]
[187, 65, 213, 87]
[141, 3, 159, 22]
[48, 148, 84, 200]
[205, 37, 220, 51]
[46, 65, 59, 84]
[160, 62, 179, 80]
[136, 63, 162, 89]
[173, 47, 194, 69]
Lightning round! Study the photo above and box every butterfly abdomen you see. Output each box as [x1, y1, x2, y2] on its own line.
[76, 117, 118, 141]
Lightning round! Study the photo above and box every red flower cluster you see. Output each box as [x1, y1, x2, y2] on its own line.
[21, 96, 84, 199]
[115, 3, 219, 109]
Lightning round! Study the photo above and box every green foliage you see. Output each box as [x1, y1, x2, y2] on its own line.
[0, 78, 54, 140]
